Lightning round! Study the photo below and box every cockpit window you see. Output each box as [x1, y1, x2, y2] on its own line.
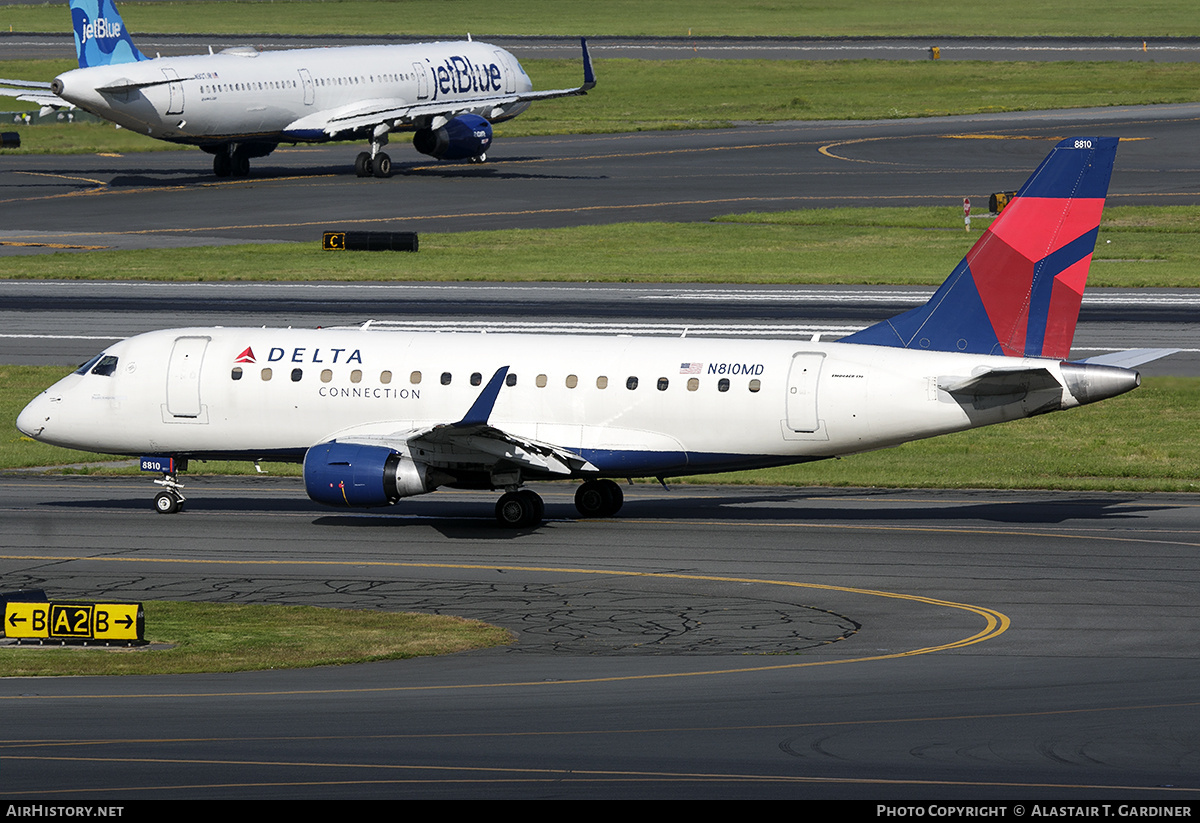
[74, 353, 118, 377]
[90, 356, 119, 376]
[73, 353, 104, 375]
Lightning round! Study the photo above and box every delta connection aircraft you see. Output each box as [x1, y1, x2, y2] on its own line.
[16, 138, 1175, 527]
[0, 0, 594, 178]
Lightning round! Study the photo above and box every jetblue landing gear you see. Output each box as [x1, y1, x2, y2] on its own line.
[357, 124, 393, 178]
[468, 153, 487, 164]
[495, 489, 544, 528]
[574, 479, 623, 518]
[152, 473, 186, 514]
[355, 150, 392, 178]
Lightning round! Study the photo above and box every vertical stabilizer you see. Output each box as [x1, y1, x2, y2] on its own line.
[843, 137, 1118, 359]
[71, 0, 147, 68]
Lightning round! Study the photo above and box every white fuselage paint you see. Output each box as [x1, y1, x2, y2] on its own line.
[18, 327, 1081, 477]
[52, 42, 533, 144]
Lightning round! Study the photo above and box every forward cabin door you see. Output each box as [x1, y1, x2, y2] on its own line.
[165, 336, 210, 420]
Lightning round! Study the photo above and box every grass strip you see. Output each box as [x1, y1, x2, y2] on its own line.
[3, 0, 1200, 38]
[2, 206, 1197, 288]
[0, 601, 512, 676]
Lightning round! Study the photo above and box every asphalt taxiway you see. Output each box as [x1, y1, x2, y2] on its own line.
[2, 477, 1199, 799]
[3, 104, 1200, 251]
[1, 73, 1198, 801]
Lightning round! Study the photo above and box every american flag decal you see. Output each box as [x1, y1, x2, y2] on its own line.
[679, 362, 701, 374]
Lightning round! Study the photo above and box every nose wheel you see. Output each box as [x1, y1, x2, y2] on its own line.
[152, 473, 186, 514]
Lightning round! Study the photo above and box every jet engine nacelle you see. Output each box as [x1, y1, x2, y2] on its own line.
[303, 441, 433, 507]
[412, 113, 492, 160]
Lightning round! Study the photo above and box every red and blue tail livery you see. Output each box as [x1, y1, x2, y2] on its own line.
[843, 137, 1118, 360]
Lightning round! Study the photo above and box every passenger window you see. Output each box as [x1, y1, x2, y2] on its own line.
[565, 374, 578, 389]
[718, 378, 729, 392]
[291, 368, 303, 382]
[596, 376, 608, 389]
[626, 376, 638, 390]
[231, 367, 243, 381]
[350, 370, 362, 384]
[441, 372, 452, 385]
[749, 379, 761, 393]
[506, 373, 517, 387]
[261, 368, 273, 381]
[321, 369, 333, 383]
[380, 370, 392, 384]
[410, 371, 422, 384]
[657, 377, 669, 391]
[687, 377, 699, 391]
[471, 372, 482, 387]
[536, 374, 547, 388]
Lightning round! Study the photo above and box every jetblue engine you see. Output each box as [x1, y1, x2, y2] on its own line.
[412, 113, 492, 160]
[303, 442, 436, 507]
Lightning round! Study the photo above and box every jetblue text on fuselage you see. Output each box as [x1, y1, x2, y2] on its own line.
[431, 56, 502, 99]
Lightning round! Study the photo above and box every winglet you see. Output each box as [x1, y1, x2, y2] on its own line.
[842, 137, 1119, 360]
[580, 38, 596, 91]
[454, 366, 509, 428]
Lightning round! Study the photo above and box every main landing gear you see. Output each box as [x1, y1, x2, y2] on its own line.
[574, 479, 624, 518]
[495, 489, 544, 528]
[355, 150, 392, 179]
[356, 124, 393, 179]
[492, 479, 625, 528]
[152, 472, 186, 514]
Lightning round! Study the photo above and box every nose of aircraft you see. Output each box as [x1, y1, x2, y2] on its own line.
[16, 392, 51, 438]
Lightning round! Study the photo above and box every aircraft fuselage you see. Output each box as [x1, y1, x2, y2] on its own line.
[51, 42, 534, 146]
[17, 327, 1119, 478]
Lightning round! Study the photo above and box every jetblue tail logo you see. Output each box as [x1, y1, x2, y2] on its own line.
[71, 0, 147, 68]
[843, 137, 1119, 360]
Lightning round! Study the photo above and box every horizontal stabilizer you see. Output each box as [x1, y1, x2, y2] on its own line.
[1078, 348, 1179, 368]
[938, 367, 1059, 397]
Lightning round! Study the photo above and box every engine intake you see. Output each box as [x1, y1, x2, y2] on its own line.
[303, 441, 434, 507]
[413, 113, 492, 160]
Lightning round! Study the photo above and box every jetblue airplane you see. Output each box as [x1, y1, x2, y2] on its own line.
[0, 0, 594, 178]
[16, 138, 1172, 526]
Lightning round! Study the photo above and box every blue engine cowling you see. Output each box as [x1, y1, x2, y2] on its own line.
[412, 113, 492, 160]
[303, 441, 432, 507]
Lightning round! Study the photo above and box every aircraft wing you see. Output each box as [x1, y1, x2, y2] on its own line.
[284, 37, 595, 139]
[335, 366, 597, 478]
[0, 78, 67, 108]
